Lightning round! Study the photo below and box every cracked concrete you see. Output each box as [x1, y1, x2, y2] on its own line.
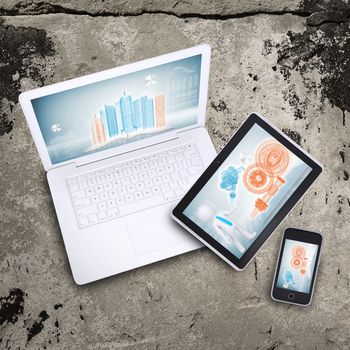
[1, 1, 350, 349]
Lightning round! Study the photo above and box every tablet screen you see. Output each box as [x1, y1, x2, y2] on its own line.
[182, 123, 313, 259]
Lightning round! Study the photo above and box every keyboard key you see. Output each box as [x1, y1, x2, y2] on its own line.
[188, 166, 202, 175]
[103, 183, 112, 191]
[88, 178, 97, 186]
[140, 163, 149, 171]
[86, 188, 95, 196]
[69, 182, 79, 192]
[145, 179, 153, 188]
[165, 164, 174, 172]
[98, 211, 107, 220]
[134, 191, 143, 200]
[148, 169, 156, 177]
[121, 177, 130, 186]
[152, 186, 161, 195]
[72, 190, 85, 200]
[79, 180, 88, 190]
[130, 174, 139, 183]
[107, 208, 119, 218]
[95, 185, 104, 193]
[184, 158, 192, 167]
[78, 216, 89, 228]
[153, 176, 162, 185]
[105, 173, 114, 181]
[118, 187, 127, 196]
[114, 170, 123, 178]
[96, 175, 105, 184]
[149, 160, 157, 168]
[139, 172, 148, 181]
[160, 183, 170, 192]
[112, 179, 121, 188]
[74, 198, 90, 208]
[170, 181, 178, 189]
[175, 153, 184, 161]
[143, 188, 152, 197]
[98, 202, 107, 210]
[171, 172, 180, 181]
[125, 193, 134, 203]
[123, 168, 131, 176]
[179, 168, 189, 178]
[162, 174, 171, 183]
[116, 197, 125, 205]
[136, 182, 144, 191]
[131, 165, 140, 173]
[167, 155, 175, 163]
[77, 205, 98, 217]
[107, 199, 116, 208]
[163, 191, 176, 201]
[88, 214, 98, 224]
[109, 189, 118, 198]
[127, 184, 136, 193]
[156, 167, 165, 175]
[91, 194, 100, 203]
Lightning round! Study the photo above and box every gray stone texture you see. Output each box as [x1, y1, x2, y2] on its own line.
[1, 1, 350, 349]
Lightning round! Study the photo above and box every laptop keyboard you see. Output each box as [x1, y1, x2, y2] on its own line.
[66, 143, 204, 228]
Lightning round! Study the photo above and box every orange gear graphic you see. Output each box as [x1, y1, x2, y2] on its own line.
[290, 245, 307, 275]
[255, 198, 268, 211]
[243, 163, 273, 194]
[291, 256, 303, 268]
[256, 140, 289, 175]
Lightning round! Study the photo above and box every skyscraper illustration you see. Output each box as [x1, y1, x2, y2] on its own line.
[100, 104, 119, 139]
[105, 104, 119, 137]
[115, 102, 124, 134]
[90, 114, 106, 145]
[133, 98, 143, 129]
[99, 108, 108, 139]
[144, 98, 155, 128]
[90, 92, 165, 147]
[154, 95, 165, 128]
[120, 92, 135, 133]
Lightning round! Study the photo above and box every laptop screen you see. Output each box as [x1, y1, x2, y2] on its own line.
[31, 54, 202, 164]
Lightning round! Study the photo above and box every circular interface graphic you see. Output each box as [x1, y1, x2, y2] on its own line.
[243, 163, 273, 194]
[256, 140, 289, 175]
[291, 245, 306, 270]
[291, 256, 302, 268]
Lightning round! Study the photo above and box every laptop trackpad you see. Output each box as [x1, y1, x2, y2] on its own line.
[126, 205, 186, 256]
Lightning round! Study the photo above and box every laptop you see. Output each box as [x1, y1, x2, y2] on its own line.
[19, 45, 217, 284]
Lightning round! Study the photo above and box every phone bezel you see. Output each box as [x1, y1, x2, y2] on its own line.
[271, 227, 322, 306]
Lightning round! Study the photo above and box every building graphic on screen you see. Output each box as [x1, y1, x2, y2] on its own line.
[90, 92, 165, 146]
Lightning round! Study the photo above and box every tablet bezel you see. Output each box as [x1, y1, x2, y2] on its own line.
[172, 113, 323, 270]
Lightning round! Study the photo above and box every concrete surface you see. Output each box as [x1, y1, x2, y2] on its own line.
[1, 1, 350, 349]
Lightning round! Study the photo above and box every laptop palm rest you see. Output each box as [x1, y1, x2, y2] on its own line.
[126, 203, 194, 257]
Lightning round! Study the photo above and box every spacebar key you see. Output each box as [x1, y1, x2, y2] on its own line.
[118, 195, 165, 216]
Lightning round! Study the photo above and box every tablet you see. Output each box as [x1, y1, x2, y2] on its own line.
[172, 113, 323, 270]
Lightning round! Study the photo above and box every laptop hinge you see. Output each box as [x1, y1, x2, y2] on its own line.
[75, 133, 180, 168]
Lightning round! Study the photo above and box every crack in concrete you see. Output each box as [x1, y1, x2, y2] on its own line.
[306, 10, 350, 26]
[0, 2, 313, 19]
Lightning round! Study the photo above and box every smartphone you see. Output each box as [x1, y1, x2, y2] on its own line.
[271, 228, 322, 306]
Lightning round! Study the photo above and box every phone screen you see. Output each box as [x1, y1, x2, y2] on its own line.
[276, 239, 319, 294]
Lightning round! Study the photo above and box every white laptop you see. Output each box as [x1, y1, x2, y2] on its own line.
[19, 45, 217, 284]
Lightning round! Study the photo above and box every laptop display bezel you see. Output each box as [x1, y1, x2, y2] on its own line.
[19, 45, 211, 171]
